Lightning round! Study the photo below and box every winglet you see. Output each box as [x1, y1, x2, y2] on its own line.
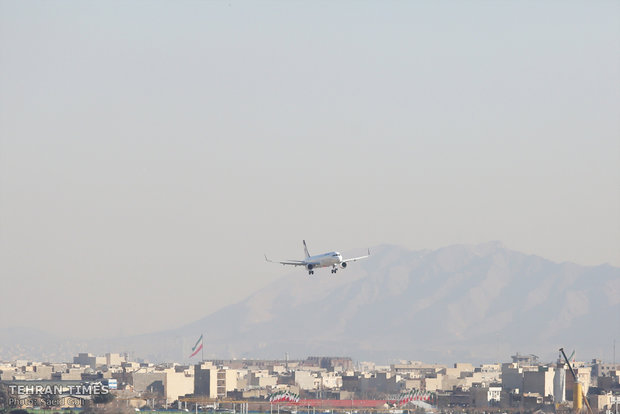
[368, 248, 371, 256]
[303, 240, 310, 258]
[264, 254, 273, 263]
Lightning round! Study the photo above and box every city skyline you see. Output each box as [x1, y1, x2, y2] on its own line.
[1, 351, 618, 413]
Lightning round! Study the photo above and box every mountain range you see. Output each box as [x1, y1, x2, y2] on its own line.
[2, 242, 618, 364]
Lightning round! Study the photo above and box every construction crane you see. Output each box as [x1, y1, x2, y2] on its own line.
[559, 347, 593, 414]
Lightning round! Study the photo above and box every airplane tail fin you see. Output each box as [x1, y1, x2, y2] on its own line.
[303, 240, 310, 258]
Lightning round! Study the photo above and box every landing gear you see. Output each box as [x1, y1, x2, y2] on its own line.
[331, 266, 338, 274]
[308, 270, 314, 275]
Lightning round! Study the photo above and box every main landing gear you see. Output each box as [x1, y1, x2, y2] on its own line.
[331, 266, 338, 274]
[308, 270, 314, 275]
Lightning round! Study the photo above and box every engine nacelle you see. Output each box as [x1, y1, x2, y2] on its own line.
[340, 262, 347, 269]
[307, 264, 314, 270]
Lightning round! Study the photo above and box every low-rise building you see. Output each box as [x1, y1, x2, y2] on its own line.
[294, 370, 318, 390]
[73, 353, 106, 369]
[471, 385, 502, 407]
[195, 362, 218, 398]
[248, 370, 277, 388]
[133, 366, 194, 403]
[523, 366, 555, 398]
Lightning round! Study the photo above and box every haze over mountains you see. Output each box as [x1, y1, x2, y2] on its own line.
[2, 242, 618, 363]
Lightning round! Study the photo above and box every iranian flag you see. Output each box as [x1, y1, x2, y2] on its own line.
[269, 391, 283, 402]
[190, 334, 203, 358]
[269, 390, 299, 403]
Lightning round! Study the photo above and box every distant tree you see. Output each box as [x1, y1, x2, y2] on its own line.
[9, 410, 29, 414]
[0, 384, 8, 414]
[82, 399, 96, 414]
[93, 393, 116, 405]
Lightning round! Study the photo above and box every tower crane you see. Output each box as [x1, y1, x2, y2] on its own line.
[559, 347, 593, 414]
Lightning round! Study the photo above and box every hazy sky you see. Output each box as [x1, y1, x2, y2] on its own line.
[1, 1, 619, 338]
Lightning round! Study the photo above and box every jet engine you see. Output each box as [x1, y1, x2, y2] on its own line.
[340, 262, 347, 269]
[307, 264, 314, 270]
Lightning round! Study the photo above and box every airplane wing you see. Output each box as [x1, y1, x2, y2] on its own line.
[341, 249, 371, 264]
[264, 255, 307, 266]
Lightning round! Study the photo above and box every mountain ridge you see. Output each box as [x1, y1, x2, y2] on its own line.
[2, 242, 618, 364]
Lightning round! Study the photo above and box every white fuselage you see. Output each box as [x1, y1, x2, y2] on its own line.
[305, 251, 342, 268]
[265, 240, 369, 275]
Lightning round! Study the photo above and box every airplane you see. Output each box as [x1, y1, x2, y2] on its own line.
[265, 240, 370, 275]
